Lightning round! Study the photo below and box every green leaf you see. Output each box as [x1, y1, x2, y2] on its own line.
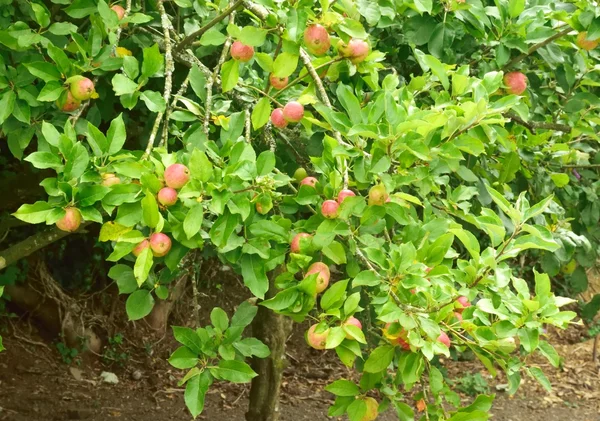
[112, 74, 139, 96]
[48, 22, 78, 35]
[239, 26, 267, 47]
[273, 52, 298, 78]
[508, 0, 525, 18]
[108, 264, 138, 294]
[142, 192, 159, 229]
[13, 202, 53, 224]
[254, 53, 273, 72]
[231, 301, 258, 328]
[189, 65, 207, 103]
[134, 247, 153, 286]
[240, 254, 268, 299]
[210, 360, 257, 383]
[199, 28, 227, 46]
[414, 0, 432, 14]
[189, 149, 213, 182]
[47, 43, 71, 74]
[221, 59, 239, 93]
[169, 346, 199, 369]
[325, 379, 360, 397]
[251, 97, 271, 130]
[323, 241, 347, 264]
[141, 43, 164, 80]
[233, 337, 270, 358]
[24, 152, 63, 170]
[184, 371, 212, 418]
[256, 150, 275, 176]
[140, 91, 166, 112]
[0, 91, 16, 125]
[78, 185, 110, 207]
[518, 328, 539, 353]
[538, 341, 560, 368]
[529, 367, 551, 392]
[37, 81, 65, 101]
[173, 326, 203, 353]
[24, 62, 62, 82]
[107, 114, 126, 155]
[414, 49, 449, 90]
[550, 173, 569, 188]
[125, 289, 155, 320]
[210, 307, 229, 331]
[184, 203, 204, 239]
[86, 123, 108, 157]
[364, 345, 395, 373]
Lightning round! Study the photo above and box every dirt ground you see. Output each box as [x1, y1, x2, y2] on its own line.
[0, 276, 599, 421]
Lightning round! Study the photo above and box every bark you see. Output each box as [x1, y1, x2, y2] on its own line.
[246, 267, 292, 421]
[146, 272, 190, 331]
[0, 223, 91, 271]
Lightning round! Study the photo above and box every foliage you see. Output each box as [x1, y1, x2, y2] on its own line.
[1, 0, 598, 419]
[451, 372, 490, 397]
[102, 333, 129, 366]
[56, 341, 80, 365]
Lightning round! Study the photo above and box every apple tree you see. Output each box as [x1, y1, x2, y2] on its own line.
[1, 0, 599, 420]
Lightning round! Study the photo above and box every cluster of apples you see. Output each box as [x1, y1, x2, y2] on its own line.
[57, 76, 97, 112]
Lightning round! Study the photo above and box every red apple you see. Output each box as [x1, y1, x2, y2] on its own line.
[306, 262, 330, 293]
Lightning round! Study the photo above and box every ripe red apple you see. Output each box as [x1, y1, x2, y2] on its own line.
[337, 189, 356, 204]
[293, 167, 307, 182]
[300, 176, 318, 188]
[270, 108, 288, 129]
[269, 74, 288, 90]
[303, 24, 331, 55]
[306, 262, 330, 293]
[69, 76, 95, 101]
[383, 323, 410, 350]
[455, 296, 471, 312]
[576, 32, 599, 51]
[158, 187, 178, 207]
[306, 324, 330, 350]
[368, 184, 388, 206]
[57, 91, 81, 112]
[231, 41, 254, 62]
[360, 397, 379, 421]
[321, 200, 339, 219]
[282, 101, 304, 123]
[504, 71, 527, 95]
[437, 331, 451, 348]
[111, 4, 125, 20]
[347, 39, 370, 64]
[149, 232, 171, 257]
[132, 239, 150, 257]
[56, 207, 82, 232]
[164, 163, 190, 189]
[290, 232, 312, 254]
[342, 316, 362, 339]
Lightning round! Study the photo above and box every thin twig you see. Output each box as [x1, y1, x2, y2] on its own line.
[174, 0, 244, 53]
[161, 73, 191, 147]
[504, 26, 571, 70]
[244, 107, 251, 143]
[507, 112, 571, 134]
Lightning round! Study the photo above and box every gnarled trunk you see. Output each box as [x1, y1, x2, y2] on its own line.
[246, 267, 292, 421]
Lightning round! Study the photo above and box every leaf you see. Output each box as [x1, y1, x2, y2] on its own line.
[142, 192, 159, 229]
[538, 341, 560, 368]
[221, 59, 239, 93]
[184, 203, 204, 239]
[141, 43, 164, 80]
[48, 22, 78, 35]
[414, 0, 432, 14]
[414, 49, 449, 90]
[86, 123, 108, 157]
[184, 371, 212, 418]
[251, 97, 271, 130]
[321, 279, 348, 311]
[107, 114, 127, 155]
[231, 301, 258, 328]
[325, 379, 360, 397]
[210, 360, 257, 383]
[134, 247, 153, 286]
[273, 52, 299, 78]
[112, 74, 138, 96]
[210, 307, 229, 331]
[550, 173, 569, 188]
[240, 254, 268, 299]
[125, 289, 155, 320]
[173, 326, 203, 353]
[256, 150, 275, 176]
[233, 337, 270, 358]
[24, 152, 63, 170]
[199, 28, 227, 46]
[0, 91, 16, 125]
[24, 62, 62, 82]
[141, 91, 166, 112]
[189, 149, 213, 182]
[364, 345, 395, 373]
[169, 346, 199, 369]
[37, 81, 65, 101]
[13, 202, 53, 224]
[99, 222, 132, 241]
[529, 367, 551, 392]
[508, 0, 525, 18]
[239, 26, 267, 47]
[108, 264, 137, 294]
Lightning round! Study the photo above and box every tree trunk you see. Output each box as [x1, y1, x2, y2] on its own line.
[246, 267, 292, 421]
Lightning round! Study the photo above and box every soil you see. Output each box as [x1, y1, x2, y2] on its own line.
[0, 277, 598, 421]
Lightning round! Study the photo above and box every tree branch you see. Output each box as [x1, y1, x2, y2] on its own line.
[0, 223, 91, 271]
[173, 0, 244, 53]
[507, 112, 571, 134]
[504, 26, 571, 70]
